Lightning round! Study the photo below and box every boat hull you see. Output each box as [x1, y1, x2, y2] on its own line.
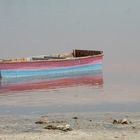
[0, 55, 103, 78]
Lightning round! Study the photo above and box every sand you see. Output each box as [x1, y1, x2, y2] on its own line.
[0, 112, 140, 140]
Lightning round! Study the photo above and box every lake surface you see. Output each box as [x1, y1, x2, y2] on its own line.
[0, 66, 139, 115]
[0, 1, 140, 115]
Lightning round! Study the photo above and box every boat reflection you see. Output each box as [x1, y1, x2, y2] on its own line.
[0, 70, 103, 94]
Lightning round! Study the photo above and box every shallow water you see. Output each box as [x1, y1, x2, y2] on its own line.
[0, 67, 139, 115]
[0, 1, 140, 115]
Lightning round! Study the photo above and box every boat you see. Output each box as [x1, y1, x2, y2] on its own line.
[0, 49, 103, 78]
[0, 70, 103, 94]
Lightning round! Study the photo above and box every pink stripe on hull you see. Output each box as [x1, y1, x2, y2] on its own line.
[0, 55, 103, 70]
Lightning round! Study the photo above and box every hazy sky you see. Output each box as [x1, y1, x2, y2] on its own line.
[0, 0, 140, 73]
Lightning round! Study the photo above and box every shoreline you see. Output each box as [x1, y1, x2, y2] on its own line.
[0, 112, 140, 140]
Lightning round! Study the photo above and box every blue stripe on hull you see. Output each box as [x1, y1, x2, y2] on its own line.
[1, 63, 102, 78]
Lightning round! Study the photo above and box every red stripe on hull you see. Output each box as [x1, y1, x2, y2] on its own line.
[0, 55, 103, 70]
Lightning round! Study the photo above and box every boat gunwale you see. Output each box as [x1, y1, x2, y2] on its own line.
[0, 54, 103, 64]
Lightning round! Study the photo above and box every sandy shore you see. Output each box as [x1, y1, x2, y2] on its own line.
[0, 112, 140, 140]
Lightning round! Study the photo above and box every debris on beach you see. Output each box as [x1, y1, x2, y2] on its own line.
[35, 116, 72, 132]
[44, 124, 72, 132]
[35, 117, 49, 124]
[72, 117, 78, 120]
[113, 118, 132, 125]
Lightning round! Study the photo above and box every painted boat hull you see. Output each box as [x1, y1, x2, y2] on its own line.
[0, 55, 103, 78]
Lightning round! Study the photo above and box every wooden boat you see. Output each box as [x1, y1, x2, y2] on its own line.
[0, 70, 103, 94]
[0, 49, 103, 78]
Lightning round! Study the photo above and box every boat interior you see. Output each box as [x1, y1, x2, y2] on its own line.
[32, 50, 103, 60]
[0, 50, 103, 62]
